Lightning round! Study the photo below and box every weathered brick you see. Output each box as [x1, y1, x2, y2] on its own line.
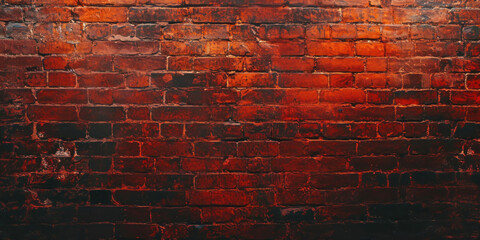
[2, 1, 480, 238]
[74, 7, 127, 22]
[79, 107, 125, 121]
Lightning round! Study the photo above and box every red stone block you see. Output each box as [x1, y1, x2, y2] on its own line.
[0, 7, 23, 21]
[37, 89, 87, 104]
[114, 56, 166, 71]
[316, 58, 364, 72]
[237, 141, 279, 157]
[47, 72, 76, 87]
[79, 107, 125, 121]
[89, 89, 113, 105]
[74, 7, 128, 22]
[307, 41, 354, 56]
[27, 106, 77, 121]
[113, 90, 163, 104]
[142, 141, 192, 157]
[319, 89, 366, 104]
[272, 57, 315, 72]
[25, 7, 73, 22]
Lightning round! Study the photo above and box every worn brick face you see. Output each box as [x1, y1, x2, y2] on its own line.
[1, 0, 479, 239]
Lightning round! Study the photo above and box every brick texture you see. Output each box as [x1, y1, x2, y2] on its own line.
[1, 0, 480, 239]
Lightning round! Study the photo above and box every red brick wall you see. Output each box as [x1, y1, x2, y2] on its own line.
[1, 0, 480, 239]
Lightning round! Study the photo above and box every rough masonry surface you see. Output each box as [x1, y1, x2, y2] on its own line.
[1, 0, 480, 239]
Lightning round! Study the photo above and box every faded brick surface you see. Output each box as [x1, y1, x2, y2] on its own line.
[1, 0, 480, 239]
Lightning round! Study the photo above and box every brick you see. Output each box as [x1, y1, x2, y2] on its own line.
[411, 24, 436, 40]
[272, 57, 315, 72]
[113, 123, 159, 138]
[330, 74, 354, 87]
[349, 156, 397, 171]
[136, 24, 162, 39]
[257, 24, 304, 40]
[319, 89, 366, 104]
[307, 41, 354, 56]
[93, 41, 158, 54]
[366, 58, 387, 72]
[438, 25, 461, 40]
[395, 8, 450, 24]
[163, 24, 202, 40]
[89, 89, 113, 105]
[152, 73, 208, 88]
[331, 24, 356, 39]
[316, 58, 364, 72]
[432, 73, 465, 89]
[27, 106, 77, 121]
[237, 106, 279, 121]
[80, 0, 136, 5]
[358, 140, 408, 155]
[356, 42, 384, 56]
[194, 57, 243, 71]
[195, 142, 237, 157]
[290, 8, 341, 23]
[228, 73, 275, 88]
[151, 207, 201, 224]
[32, 0, 78, 5]
[25, 7, 73, 22]
[69, 55, 113, 71]
[168, 56, 194, 70]
[153, 106, 231, 121]
[88, 123, 112, 139]
[37, 123, 86, 140]
[74, 7, 127, 22]
[342, 8, 393, 23]
[48, 72, 76, 87]
[162, 40, 228, 56]
[385, 42, 414, 57]
[241, 89, 317, 105]
[114, 56, 166, 71]
[378, 122, 403, 137]
[1, 89, 35, 104]
[238, 141, 279, 157]
[0, 7, 23, 21]
[113, 90, 163, 104]
[463, 25, 480, 40]
[356, 24, 381, 39]
[367, 90, 393, 104]
[113, 157, 154, 173]
[191, 7, 239, 23]
[127, 107, 150, 120]
[382, 25, 409, 40]
[116, 190, 179, 205]
[76, 142, 116, 156]
[79, 107, 125, 121]
[355, 73, 399, 88]
[38, 42, 75, 54]
[111, 23, 135, 37]
[37, 89, 87, 104]
[78, 73, 124, 87]
[0, 39, 37, 55]
[278, 73, 328, 88]
[453, 9, 480, 24]
[311, 174, 359, 189]
[188, 190, 247, 206]
[307, 140, 356, 156]
[240, 7, 290, 23]
[467, 74, 480, 89]
[306, 24, 331, 39]
[394, 91, 438, 105]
